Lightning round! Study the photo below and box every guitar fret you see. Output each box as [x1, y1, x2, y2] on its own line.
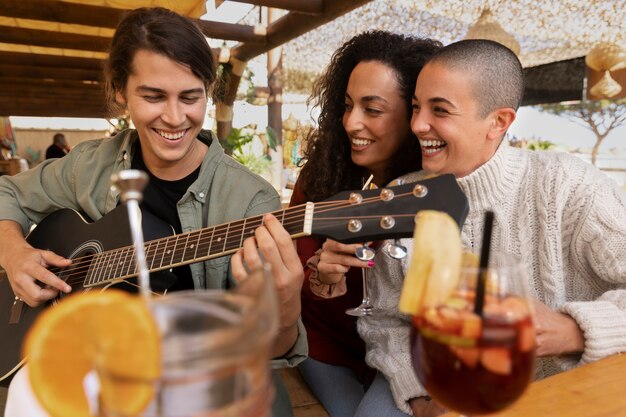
[222, 223, 229, 254]
[192, 230, 201, 262]
[223, 220, 240, 252]
[174, 233, 189, 266]
[285, 206, 306, 235]
[150, 239, 162, 270]
[118, 247, 132, 279]
[239, 218, 246, 249]
[245, 216, 262, 240]
[126, 248, 137, 278]
[110, 248, 123, 279]
[106, 249, 121, 283]
[179, 233, 188, 264]
[160, 237, 171, 269]
[169, 235, 179, 266]
[144, 241, 156, 272]
[85, 253, 101, 286]
[96, 251, 112, 284]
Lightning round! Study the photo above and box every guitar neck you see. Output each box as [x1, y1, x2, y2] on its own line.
[76, 174, 469, 288]
[83, 203, 313, 287]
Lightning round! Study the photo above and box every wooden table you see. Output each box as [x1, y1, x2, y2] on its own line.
[442, 353, 626, 417]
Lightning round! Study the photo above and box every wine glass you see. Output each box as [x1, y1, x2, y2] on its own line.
[345, 174, 378, 317]
[410, 252, 536, 416]
[345, 243, 376, 316]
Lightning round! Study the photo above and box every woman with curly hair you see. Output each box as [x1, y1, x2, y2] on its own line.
[289, 31, 441, 417]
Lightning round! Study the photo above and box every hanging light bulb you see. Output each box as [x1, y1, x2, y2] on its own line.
[585, 42, 626, 98]
[464, 8, 520, 56]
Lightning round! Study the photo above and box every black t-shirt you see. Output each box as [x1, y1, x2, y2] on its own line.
[131, 144, 201, 291]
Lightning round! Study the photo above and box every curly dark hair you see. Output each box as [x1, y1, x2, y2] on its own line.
[297, 31, 442, 201]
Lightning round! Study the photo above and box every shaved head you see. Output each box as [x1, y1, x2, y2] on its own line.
[426, 39, 525, 118]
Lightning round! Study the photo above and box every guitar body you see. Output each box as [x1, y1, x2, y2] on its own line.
[0, 205, 173, 384]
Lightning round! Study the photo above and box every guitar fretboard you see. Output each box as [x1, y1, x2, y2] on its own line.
[83, 205, 309, 286]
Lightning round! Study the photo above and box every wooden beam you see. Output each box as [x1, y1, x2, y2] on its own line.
[0, 0, 265, 43]
[0, 0, 123, 28]
[0, 26, 111, 52]
[223, 0, 323, 14]
[0, 64, 102, 82]
[0, 98, 108, 118]
[0, 81, 103, 99]
[232, 0, 374, 61]
[195, 20, 266, 44]
[0, 51, 103, 70]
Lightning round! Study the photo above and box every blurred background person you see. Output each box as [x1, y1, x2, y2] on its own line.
[44, 133, 70, 159]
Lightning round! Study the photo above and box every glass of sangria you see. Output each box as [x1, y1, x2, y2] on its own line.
[410, 252, 536, 416]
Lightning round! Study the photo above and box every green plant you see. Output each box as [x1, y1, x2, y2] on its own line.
[527, 140, 556, 151]
[26, 146, 41, 164]
[224, 125, 277, 176]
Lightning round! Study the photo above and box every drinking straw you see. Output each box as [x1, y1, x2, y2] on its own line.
[474, 211, 494, 316]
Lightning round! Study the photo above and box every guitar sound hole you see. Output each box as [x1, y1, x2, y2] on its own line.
[57, 250, 96, 299]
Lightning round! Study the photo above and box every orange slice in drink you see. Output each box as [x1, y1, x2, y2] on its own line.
[399, 210, 462, 315]
[24, 290, 161, 417]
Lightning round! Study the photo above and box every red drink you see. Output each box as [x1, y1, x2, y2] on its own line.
[411, 294, 535, 415]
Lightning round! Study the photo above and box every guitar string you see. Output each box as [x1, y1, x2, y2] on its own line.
[60, 192, 416, 286]
[55, 199, 347, 279]
[56, 190, 417, 286]
[60, 192, 418, 286]
[62, 212, 418, 287]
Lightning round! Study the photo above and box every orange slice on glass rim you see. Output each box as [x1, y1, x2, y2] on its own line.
[24, 289, 161, 417]
[399, 210, 463, 315]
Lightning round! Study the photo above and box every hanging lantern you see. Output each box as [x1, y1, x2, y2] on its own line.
[585, 42, 626, 98]
[464, 8, 520, 56]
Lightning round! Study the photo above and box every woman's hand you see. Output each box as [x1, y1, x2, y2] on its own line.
[316, 238, 371, 284]
[532, 299, 585, 356]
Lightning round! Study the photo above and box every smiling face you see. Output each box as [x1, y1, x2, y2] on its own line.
[342, 61, 411, 185]
[411, 62, 505, 178]
[116, 49, 208, 180]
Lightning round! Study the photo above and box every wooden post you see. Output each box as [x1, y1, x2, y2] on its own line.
[267, 7, 284, 192]
[216, 57, 247, 143]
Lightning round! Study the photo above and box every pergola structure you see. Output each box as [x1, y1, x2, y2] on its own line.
[2, 0, 625, 134]
[0, 0, 372, 133]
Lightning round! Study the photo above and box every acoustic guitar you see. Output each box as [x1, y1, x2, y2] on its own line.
[0, 174, 468, 383]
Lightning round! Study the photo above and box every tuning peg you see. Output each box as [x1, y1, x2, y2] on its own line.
[355, 243, 376, 261]
[386, 240, 407, 260]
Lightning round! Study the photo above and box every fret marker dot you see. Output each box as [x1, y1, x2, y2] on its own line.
[218, 237, 222, 242]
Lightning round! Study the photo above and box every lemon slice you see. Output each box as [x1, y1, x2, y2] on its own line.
[399, 210, 462, 315]
[24, 290, 161, 417]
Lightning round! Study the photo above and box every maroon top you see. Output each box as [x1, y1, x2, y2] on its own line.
[290, 179, 373, 382]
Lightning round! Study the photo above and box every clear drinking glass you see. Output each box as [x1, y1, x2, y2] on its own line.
[97, 264, 279, 417]
[345, 244, 376, 317]
[410, 252, 536, 416]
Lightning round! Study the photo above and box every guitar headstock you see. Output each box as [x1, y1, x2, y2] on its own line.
[311, 174, 468, 243]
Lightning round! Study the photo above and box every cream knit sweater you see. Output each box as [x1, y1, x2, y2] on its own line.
[358, 141, 626, 415]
